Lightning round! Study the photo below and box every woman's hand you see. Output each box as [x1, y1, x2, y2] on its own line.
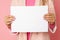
[4, 16, 15, 29]
[44, 13, 55, 24]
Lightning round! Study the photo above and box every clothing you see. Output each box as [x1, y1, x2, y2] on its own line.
[18, 32, 27, 40]
[30, 32, 50, 40]
[17, 32, 50, 40]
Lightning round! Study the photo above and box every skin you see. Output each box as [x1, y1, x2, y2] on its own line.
[4, 16, 15, 29]
[44, 13, 55, 24]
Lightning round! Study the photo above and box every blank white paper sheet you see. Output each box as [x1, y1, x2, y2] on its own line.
[11, 6, 48, 32]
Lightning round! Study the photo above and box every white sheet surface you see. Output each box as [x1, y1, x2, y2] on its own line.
[11, 6, 48, 32]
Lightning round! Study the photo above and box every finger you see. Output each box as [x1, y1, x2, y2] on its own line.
[45, 13, 55, 17]
[9, 17, 15, 21]
[5, 15, 14, 19]
[45, 17, 55, 21]
[6, 21, 12, 25]
[5, 16, 15, 21]
[44, 18, 55, 23]
[46, 18, 55, 22]
[44, 15, 55, 20]
[9, 16, 15, 21]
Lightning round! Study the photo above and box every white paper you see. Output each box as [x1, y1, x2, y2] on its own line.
[11, 6, 48, 32]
